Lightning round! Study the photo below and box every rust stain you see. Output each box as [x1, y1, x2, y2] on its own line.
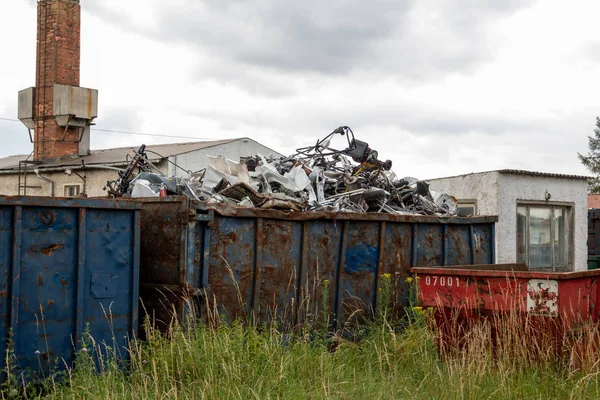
[226, 231, 238, 243]
[40, 211, 55, 226]
[0, 291, 6, 298]
[38, 274, 44, 287]
[40, 244, 64, 256]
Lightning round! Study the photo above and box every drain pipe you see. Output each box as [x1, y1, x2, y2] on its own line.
[34, 168, 54, 197]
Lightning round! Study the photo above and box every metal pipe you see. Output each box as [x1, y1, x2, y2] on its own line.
[33, 168, 54, 197]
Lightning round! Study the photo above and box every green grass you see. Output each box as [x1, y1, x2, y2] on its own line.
[6, 312, 599, 400]
[4, 272, 600, 399]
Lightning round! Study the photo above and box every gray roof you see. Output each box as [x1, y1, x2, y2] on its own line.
[496, 169, 590, 181]
[428, 169, 590, 181]
[0, 154, 30, 170]
[0, 139, 244, 172]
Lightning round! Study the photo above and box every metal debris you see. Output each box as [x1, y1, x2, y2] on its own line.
[105, 126, 458, 216]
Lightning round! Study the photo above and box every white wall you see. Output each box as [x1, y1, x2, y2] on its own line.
[0, 168, 118, 197]
[0, 161, 168, 198]
[428, 171, 588, 271]
[168, 139, 283, 177]
[428, 172, 500, 216]
[497, 174, 588, 271]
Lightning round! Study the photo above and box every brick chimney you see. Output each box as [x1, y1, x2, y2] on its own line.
[18, 0, 98, 161]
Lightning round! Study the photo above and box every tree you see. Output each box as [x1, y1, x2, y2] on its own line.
[578, 117, 600, 193]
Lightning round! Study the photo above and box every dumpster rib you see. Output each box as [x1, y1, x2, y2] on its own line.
[373, 222, 386, 312]
[295, 221, 309, 327]
[251, 218, 263, 317]
[178, 210, 188, 296]
[75, 208, 86, 347]
[410, 224, 416, 268]
[132, 209, 141, 336]
[9, 206, 22, 344]
[334, 221, 348, 330]
[468, 225, 475, 265]
[442, 225, 448, 266]
[201, 223, 211, 289]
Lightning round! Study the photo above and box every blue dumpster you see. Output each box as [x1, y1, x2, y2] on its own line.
[0, 196, 141, 382]
[138, 198, 497, 330]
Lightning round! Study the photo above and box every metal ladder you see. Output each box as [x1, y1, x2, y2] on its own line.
[17, 154, 42, 195]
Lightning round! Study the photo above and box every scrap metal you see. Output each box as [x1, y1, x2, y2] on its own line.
[105, 126, 459, 216]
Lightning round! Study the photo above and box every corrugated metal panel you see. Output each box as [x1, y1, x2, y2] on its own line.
[0, 196, 141, 382]
[137, 198, 497, 331]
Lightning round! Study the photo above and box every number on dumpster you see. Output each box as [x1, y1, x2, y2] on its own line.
[424, 276, 459, 288]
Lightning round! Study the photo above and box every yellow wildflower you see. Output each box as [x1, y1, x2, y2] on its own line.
[405, 277, 414, 284]
[382, 273, 391, 279]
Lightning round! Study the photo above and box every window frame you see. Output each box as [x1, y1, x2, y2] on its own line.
[456, 199, 477, 217]
[63, 184, 81, 197]
[516, 200, 574, 271]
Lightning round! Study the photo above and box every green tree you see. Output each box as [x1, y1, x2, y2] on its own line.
[578, 117, 600, 193]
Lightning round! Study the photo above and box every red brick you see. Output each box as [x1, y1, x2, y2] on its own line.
[34, 0, 81, 160]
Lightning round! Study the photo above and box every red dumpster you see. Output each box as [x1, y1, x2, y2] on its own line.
[410, 264, 600, 365]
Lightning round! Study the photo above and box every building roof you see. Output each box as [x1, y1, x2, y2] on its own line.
[0, 138, 251, 172]
[496, 169, 590, 180]
[589, 194, 600, 209]
[0, 154, 30, 170]
[428, 169, 590, 181]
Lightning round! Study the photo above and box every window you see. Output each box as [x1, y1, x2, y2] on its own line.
[64, 185, 81, 197]
[456, 200, 477, 217]
[517, 204, 571, 270]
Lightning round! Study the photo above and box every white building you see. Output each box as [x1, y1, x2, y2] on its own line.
[427, 170, 589, 271]
[0, 138, 283, 198]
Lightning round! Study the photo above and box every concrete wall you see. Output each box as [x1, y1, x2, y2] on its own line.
[428, 172, 588, 271]
[168, 138, 283, 177]
[0, 161, 168, 198]
[497, 174, 588, 271]
[0, 168, 116, 198]
[0, 139, 282, 197]
[428, 172, 500, 216]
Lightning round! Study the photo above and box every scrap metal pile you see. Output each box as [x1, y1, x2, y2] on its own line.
[105, 127, 458, 216]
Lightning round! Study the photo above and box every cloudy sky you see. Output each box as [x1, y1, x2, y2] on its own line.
[0, 0, 598, 178]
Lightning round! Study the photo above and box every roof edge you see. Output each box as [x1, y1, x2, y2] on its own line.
[428, 169, 590, 182]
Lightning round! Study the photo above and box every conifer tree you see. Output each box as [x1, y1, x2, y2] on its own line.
[578, 117, 600, 193]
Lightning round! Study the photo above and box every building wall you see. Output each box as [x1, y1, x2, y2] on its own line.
[497, 174, 588, 271]
[428, 172, 588, 271]
[168, 139, 283, 177]
[0, 140, 281, 197]
[0, 168, 116, 198]
[428, 172, 500, 216]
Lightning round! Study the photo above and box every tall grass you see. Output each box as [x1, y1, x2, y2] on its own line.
[4, 276, 600, 399]
[36, 311, 600, 399]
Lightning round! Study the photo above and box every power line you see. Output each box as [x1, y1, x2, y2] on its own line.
[0, 116, 216, 141]
[92, 128, 215, 140]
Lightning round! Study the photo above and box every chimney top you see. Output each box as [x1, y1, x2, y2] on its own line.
[18, 0, 97, 161]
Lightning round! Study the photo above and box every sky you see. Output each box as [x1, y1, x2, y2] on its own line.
[0, 0, 599, 179]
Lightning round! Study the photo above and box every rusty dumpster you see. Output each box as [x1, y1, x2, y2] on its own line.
[0, 196, 141, 383]
[411, 265, 600, 360]
[138, 197, 497, 331]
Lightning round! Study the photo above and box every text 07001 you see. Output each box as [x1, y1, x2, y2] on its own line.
[424, 276, 460, 287]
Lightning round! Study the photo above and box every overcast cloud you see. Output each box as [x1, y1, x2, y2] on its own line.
[0, 0, 598, 178]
